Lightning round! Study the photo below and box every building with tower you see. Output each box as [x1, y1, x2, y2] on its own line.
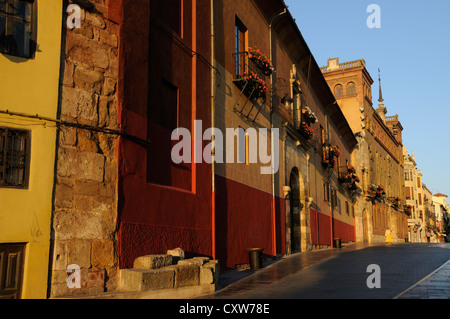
[321, 58, 408, 244]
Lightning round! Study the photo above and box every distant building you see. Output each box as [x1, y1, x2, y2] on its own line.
[403, 147, 422, 241]
[423, 185, 438, 243]
[213, 0, 358, 268]
[321, 58, 407, 244]
[433, 193, 449, 242]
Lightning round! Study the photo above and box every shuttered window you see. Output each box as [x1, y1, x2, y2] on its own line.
[0, 0, 36, 58]
[0, 127, 30, 188]
[405, 187, 411, 200]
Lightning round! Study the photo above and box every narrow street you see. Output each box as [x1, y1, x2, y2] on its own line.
[199, 243, 450, 299]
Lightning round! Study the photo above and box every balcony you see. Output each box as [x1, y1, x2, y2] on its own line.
[338, 167, 350, 183]
[388, 197, 402, 211]
[321, 145, 331, 167]
[320, 58, 366, 73]
[367, 185, 386, 203]
[298, 121, 314, 142]
[404, 205, 413, 217]
[338, 166, 360, 191]
[233, 51, 269, 100]
[385, 115, 399, 122]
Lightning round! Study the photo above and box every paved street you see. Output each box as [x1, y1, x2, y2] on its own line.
[199, 243, 450, 299]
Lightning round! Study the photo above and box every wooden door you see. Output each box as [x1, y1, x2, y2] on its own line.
[0, 244, 25, 299]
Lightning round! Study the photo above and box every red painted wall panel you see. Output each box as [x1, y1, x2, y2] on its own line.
[117, 0, 213, 269]
[333, 218, 355, 243]
[310, 208, 331, 246]
[215, 175, 285, 269]
[118, 222, 212, 269]
[310, 208, 355, 245]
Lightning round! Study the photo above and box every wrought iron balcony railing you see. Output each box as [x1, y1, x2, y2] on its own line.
[338, 167, 350, 183]
[233, 51, 268, 81]
[232, 51, 268, 100]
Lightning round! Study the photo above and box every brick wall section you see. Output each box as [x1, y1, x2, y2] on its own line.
[50, 0, 120, 297]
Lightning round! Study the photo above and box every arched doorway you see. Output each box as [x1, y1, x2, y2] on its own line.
[289, 168, 301, 252]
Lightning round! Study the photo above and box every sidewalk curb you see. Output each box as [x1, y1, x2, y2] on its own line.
[393, 259, 450, 299]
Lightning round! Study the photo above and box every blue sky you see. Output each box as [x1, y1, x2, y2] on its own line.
[285, 0, 450, 199]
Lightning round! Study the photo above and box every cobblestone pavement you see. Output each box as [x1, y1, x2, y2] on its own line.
[198, 243, 450, 299]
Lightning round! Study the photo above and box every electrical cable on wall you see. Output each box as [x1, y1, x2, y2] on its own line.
[0, 109, 150, 146]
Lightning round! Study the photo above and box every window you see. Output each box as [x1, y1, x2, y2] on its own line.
[334, 84, 344, 98]
[323, 181, 330, 202]
[292, 85, 301, 129]
[245, 132, 250, 165]
[157, 79, 179, 131]
[156, 0, 182, 36]
[0, 0, 36, 58]
[331, 189, 338, 210]
[337, 156, 341, 174]
[0, 127, 30, 188]
[405, 187, 411, 200]
[235, 17, 247, 78]
[320, 125, 327, 162]
[346, 201, 349, 215]
[148, 3, 191, 191]
[347, 82, 356, 95]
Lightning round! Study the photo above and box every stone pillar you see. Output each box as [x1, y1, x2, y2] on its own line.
[50, 1, 120, 297]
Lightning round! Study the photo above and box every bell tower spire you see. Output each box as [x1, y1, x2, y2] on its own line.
[376, 68, 387, 122]
[378, 68, 384, 104]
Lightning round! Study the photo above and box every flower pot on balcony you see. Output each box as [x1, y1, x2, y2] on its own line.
[298, 122, 314, 141]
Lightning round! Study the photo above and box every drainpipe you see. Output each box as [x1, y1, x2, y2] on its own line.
[210, 0, 216, 260]
[324, 104, 335, 247]
[269, 7, 287, 258]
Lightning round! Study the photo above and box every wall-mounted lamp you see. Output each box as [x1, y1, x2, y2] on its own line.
[281, 94, 294, 110]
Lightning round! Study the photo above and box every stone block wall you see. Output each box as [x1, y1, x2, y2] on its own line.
[50, 0, 120, 297]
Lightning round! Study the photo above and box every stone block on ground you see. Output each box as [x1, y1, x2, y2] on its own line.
[133, 255, 173, 270]
[120, 269, 175, 292]
[193, 256, 211, 266]
[203, 260, 220, 284]
[178, 256, 210, 267]
[163, 265, 199, 288]
[200, 266, 214, 285]
[167, 248, 185, 263]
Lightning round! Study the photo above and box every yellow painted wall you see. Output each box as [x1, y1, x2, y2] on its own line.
[0, 1, 63, 298]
